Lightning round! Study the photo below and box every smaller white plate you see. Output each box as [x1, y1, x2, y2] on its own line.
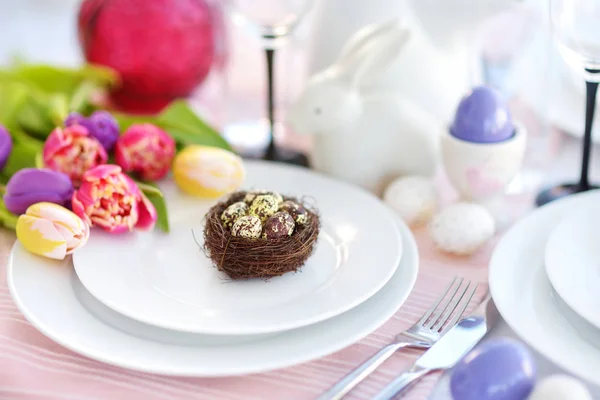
[545, 204, 600, 330]
[72, 162, 402, 335]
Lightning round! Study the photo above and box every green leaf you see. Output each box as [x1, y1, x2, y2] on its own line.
[3, 64, 118, 95]
[137, 181, 169, 233]
[134, 180, 164, 197]
[16, 95, 55, 139]
[1, 141, 38, 181]
[0, 81, 29, 129]
[34, 151, 43, 168]
[47, 93, 69, 125]
[113, 100, 232, 152]
[0, 199, 17, 231]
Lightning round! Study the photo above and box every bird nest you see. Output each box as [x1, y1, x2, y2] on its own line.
[202, 191, 320, 280]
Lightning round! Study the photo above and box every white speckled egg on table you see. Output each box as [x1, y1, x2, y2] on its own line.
[383, 176, 437, 226]
[529, 375, 592, 400]
[429, 202, 495, 255]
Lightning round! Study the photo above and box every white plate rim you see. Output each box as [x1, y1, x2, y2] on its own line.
[7, 211, 418, 376]
[489, 190, 600, 386]
[71, 161, 403, 335]
[544, 205, 600, 330]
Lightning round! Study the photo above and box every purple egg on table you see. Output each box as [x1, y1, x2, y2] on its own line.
[450, 338, 536, 400]
[450, 86, 514, 144]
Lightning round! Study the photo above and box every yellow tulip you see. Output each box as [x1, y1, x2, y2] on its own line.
[16, 202, 90, 260]
[173, 145, 246, 198]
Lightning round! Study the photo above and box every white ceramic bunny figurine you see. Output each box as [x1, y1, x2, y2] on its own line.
[287, 20, 442, 195]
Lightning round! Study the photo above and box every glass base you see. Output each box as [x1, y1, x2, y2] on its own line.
[244, 148, 309, 168]
[535, 183, 600, 207]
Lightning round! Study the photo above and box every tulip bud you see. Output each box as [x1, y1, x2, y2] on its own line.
[65, 110, 120, 152]
[16, 202, 89, 260]
[0, 125, 13, 171]
[172, 145, 245, 198]
[115, 123, 175, 181]
[71, 164, 157, 233]
[4, 168, 74, 215]
[43, 125, 108, 186]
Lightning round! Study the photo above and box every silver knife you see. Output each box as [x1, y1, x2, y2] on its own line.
[372, 294, 498, 400]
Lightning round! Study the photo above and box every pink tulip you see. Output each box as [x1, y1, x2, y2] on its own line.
[43, 125, 108, 186]
[71, 164, 157, 233]
[115, 123, 176, 181]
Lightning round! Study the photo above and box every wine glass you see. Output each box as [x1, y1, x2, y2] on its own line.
[536, 0, 600, 206]
[225, 0, 315, 165]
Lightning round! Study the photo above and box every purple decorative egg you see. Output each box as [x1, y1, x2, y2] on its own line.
[450, 86, 514, 143]
[450, 338, 536, 400]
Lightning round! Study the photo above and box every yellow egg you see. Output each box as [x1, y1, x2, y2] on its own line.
[173, 145, 246, 198]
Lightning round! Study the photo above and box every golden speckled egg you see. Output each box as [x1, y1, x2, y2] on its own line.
[244, 189, 283, 205]
[249, 194, 279, 222]
[231, 215, 262, 239]
[173, 145, 245, 198]
[279, 201, 309, 225]
[220, 201, 248, 229]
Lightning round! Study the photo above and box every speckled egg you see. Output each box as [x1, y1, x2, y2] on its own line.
[450, 86, 514, 144]
[220, 201, 248, 229]
[249, 194, 279, 222]
[450, 338, 536, 400]
[429, 202, 495, 255]
[172, 145, 245, 198]
[244, 189, 283, 205]
[383, 176, 437, 226]
[279, 201, 309, 225]
[263, 211, 295, 239]
[231, 215, 262, 239]
[528, 375, 592, 400]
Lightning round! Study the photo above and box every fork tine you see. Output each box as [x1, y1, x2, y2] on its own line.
[439, 283, 479, 334]
[424, 277, 465, 329]
[432, 281, 472, 332]
[416, 277, 460, 326]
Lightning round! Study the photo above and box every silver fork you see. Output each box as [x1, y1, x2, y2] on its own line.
[316, 277, 477, 400]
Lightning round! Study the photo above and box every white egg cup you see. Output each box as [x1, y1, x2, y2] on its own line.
[441, 121, 527, 227]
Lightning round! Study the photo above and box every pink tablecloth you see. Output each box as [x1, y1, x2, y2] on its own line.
[0, 98, 552, 400]
[0, 189, 531, 400]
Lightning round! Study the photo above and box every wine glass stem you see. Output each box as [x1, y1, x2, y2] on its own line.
[580, 79, 599, 190]
[265, 48, 276, 161]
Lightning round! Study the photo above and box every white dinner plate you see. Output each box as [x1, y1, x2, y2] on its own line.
[7, 212, 418, 376]
[72, 161, 402, 335]
[489, 190, 600, 386]
[545, 204, 600, 331]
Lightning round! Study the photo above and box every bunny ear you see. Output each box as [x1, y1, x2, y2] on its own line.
[335, 19, 402, 68]
[339, 22, 410, 88]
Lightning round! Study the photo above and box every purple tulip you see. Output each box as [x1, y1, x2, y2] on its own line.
[0, 125, 13, 171]
[65, 110, 120, 152]
[4, 168, 74, 215]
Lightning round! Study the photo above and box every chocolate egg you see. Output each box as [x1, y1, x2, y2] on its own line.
[263, 211, 295, 239]
[244, 189, 283, 205]
[450, 338, 536, 400]
[231, 215, 262, 239]
[450, 86, 514, 143]
[220, 201, 248, 229]
[279, 200, 309, 225]
[249, 194, 279, 222]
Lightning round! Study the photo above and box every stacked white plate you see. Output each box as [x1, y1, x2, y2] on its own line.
[489, 190, 600, 386]
[7, 161, 418, 376]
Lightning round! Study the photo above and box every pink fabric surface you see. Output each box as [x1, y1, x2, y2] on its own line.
[0, 187, 533, 400]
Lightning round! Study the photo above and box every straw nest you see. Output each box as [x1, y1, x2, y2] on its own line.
[202, 191, 320, 280]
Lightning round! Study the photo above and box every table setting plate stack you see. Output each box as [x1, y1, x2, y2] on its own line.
[489, 190, 600, 388]
[7, 160, 420, 377]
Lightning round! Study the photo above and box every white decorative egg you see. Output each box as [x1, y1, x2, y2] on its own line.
[529, 375, 592, 400]
[429, 202, 495, 255]
[383, 176, 437, 226]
